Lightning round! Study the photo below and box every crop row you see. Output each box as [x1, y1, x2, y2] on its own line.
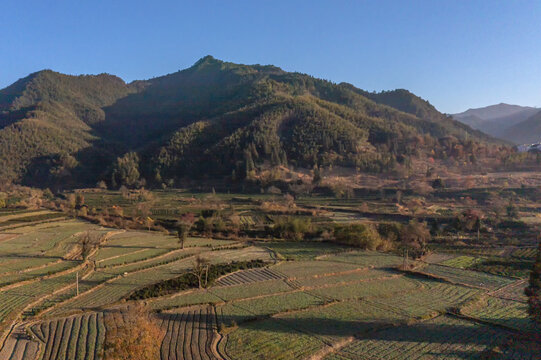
[215, 267, 285, 286]
[31, 312, 105, 360]
[490, 279, 528, 303]
[262, 241, 352, 261]
[158, 306, 220, 360]
[462, 296, 535, 332]
[440, 255, 483, 269]
[420, 264, 515, 290]
[320, 251, 405, 268]
[307, 276, 420, 302]
[0, 271, 78, 325]
[217, 291, 323, 326]
[510, 247, 538, 259]
[0, 324, 40, 360]
[271, 260, 362, 278]
[326, 315, 510, 360]
[224, 318, 325, 360]
[368, 280, 482, 318]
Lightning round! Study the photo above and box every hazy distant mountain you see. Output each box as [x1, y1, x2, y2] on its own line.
[506, 111, 541, 144]
[452, 103, 539, 143]
[0, 56, 500, 188]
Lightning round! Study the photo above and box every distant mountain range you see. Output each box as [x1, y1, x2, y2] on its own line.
[452, 103, 541, 144]
[0, 56, 501, 188]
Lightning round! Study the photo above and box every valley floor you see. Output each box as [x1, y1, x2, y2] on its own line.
[0, 210, 538, 360]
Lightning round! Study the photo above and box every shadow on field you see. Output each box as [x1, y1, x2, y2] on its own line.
[154, 310, 525, 358]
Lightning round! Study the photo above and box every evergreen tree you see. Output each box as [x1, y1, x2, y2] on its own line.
[113, 152, 140, 188]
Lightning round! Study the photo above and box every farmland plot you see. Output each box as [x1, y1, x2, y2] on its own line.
[370, 279, 482, 318]
[490, 279, 529, 302]
[0, 324, 40, 360]
[50, 246, 272, 316]
[150, 291, 223, 311]
[30, 312, 105, 360]
[308, 276, 420, 301]
[224, 318, 326, 360]
[214, 267, 285, 286]
[420, 264, 515, 290]
[158, 306, 221, 360]
[209, 279, 294, 302]
[461, 296, 536, 332]
[440, 255, 483, 269]
[217, 291, 324, 325]
[0, 271, 82, 326]
[0, 220, 104, 274]
[325, 315, 512, 360]
[262, 241, 352, 260]
[271, 260, 364, 278]
[320, 251, 404, 268]
[275, 300, 410, 344]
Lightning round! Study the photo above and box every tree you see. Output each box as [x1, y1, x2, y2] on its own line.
[190, 256, 210, 289]
[113, 152, 140, 188]
[104, 304, 164, 360]
[75, 193, 85, 209]
[78, 231, 100, 260]
[400, 220, 431, 264]
[506, 203, 519, 219]
[525, 241, 541, 328]
[460, 209, 483, 242]
[312, 165, 321, 185]
[176, 213, 196, 249]
[0, 192, 7, 208]
[144, 217, 154, 232]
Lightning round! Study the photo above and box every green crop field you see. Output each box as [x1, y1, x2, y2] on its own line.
[0, 213, 538, 359]
[440, 255, 484, 269]
[462, 296, 536, 332]
[419, 264, 516, 290]
[325, 315, 512, 360]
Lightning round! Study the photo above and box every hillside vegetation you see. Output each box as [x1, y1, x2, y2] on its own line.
[0, 56, 508, 189]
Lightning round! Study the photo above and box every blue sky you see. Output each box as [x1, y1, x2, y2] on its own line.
[1, 0, 540, 113]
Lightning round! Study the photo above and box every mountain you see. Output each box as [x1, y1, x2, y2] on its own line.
[506, 111, 541, 144]
[452, 103, 539, 143]
[0, 56, 504, 189]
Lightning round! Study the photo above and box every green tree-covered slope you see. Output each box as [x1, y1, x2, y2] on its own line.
[0, 56, 503, 188]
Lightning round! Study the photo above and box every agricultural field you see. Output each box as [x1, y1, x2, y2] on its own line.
[0, 193, 539, 359]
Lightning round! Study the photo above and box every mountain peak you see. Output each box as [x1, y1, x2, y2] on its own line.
[191, 55, 222, 68]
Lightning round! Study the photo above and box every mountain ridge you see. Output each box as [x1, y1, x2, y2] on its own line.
[0, 56, 507, 189]
[452, 103, 540, 143]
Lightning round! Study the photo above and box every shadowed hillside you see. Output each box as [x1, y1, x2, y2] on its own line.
[0, 56, 507, 188]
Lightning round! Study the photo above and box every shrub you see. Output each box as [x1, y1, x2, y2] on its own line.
[273, 217, 312, 241]
[104, 304, 164, 360]
[334, 223, 382, 250]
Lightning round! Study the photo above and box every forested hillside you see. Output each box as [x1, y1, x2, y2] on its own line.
[0, 56, 509, 189]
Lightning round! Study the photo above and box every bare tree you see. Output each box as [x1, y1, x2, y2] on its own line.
[400, 220, 431, 267]
[78, 231, 100, 260]
[176, 213, 195, 249]
[190, 256, 210, 289]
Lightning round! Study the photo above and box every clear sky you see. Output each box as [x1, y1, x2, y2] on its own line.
[1, 0, 540, 113]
